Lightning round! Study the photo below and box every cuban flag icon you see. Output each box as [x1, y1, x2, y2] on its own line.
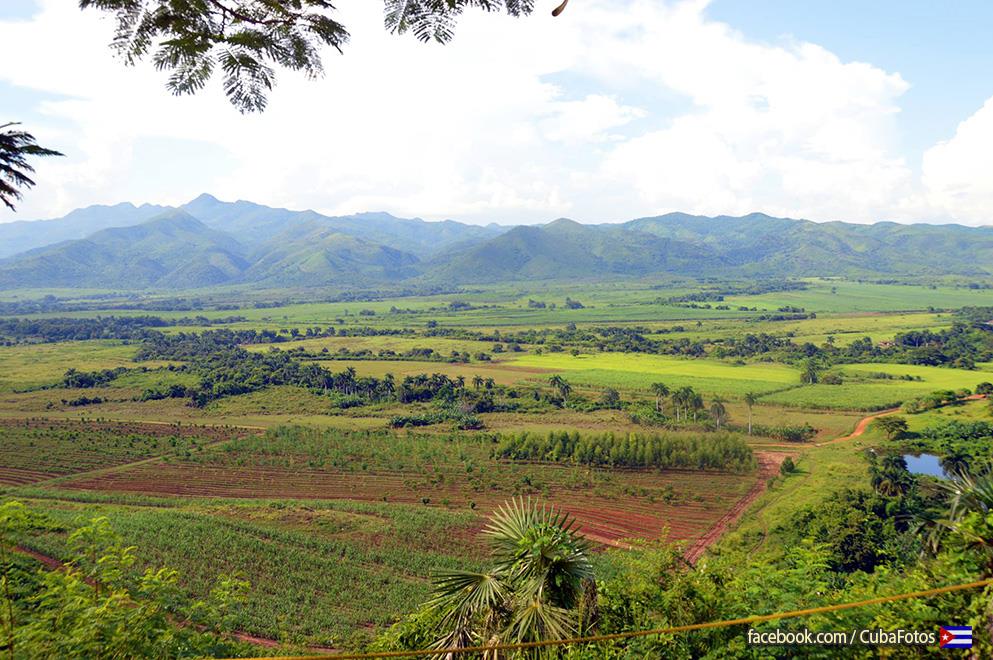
[939, 626, 972, 649]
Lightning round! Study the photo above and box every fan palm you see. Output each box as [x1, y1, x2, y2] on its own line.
[0, 122, 63, 211]
[426, 497, 594, 654]
[918, 468, 993, 572]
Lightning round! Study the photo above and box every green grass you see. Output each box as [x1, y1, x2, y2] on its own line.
[15, 493, 483, 648]
[758, 363, 993, 411]
[759, 383, 914, 411]
[903, 398, 993, 431]
[839, 362, 993, 391]
[507, 352, 799, 397]
[723, 280, 993, 313]
[0, 425, 201, 484]
[714, 438, 874, 563]
[0, 341, 173, 393]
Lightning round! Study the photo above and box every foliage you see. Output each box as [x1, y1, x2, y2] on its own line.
[899, 419, 993, 471]
[79, 0, 348, 113]
[0, 122, 63, 212]
[1, 505, 250, 658]
[750, 423, 817, 443]
[81, 1, 536, 112]
[421, 497, 593, 651]
[384, 1, 535, 44]
[493, 430, 756, 472]
[871, 415, 909, 440]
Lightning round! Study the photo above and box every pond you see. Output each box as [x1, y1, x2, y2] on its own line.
[903, 453, 947, 478]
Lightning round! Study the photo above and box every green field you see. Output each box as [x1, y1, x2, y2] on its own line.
[4, 277, 993, 653]
[507, 352, 799, 396]
[15, 491, 484, 648]
[723, 279, 993, 313]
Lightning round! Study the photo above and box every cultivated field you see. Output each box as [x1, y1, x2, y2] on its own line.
[3, 278, 992, 651]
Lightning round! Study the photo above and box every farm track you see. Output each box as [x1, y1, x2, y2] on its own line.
[683, 452, 785, 563]
[818, 394, 986, 446]
[691, 397, 990, 561]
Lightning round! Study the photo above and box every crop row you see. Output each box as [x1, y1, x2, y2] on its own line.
[64, 461, 754, 544]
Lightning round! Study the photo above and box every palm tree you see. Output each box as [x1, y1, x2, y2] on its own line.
[1, 122, 63, 211]
[871, 454, 912, 497]
[710, 396, 728, 429]
[689, 391, 704, 422]
[744, 392, 758, 435]
[927, 468, 993, 573]
[548, 375, 571, 400]
[472, 375, 484, 391]
[425, 497, 594, 652]
[940, 450, 973, 478]
[650, 382, 669, 414]
[342, 366, 358, 395]
[672, 386, 695, 422]
[801, 358, 820, 385]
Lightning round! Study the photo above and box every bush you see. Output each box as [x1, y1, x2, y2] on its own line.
[769, 423, 817, 443]
[454, 415, 484, 431]
[388, 413, 444, 428]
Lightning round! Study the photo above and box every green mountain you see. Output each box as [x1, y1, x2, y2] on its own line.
[623, 213, 993, 276]
[0, 210, 248, 289]
[2, 199, 992, 290]
[0, 202, 171, 259]
[181, 194, 505, 257]
[244, 219, 421, 286]
[425, 218, 719, 282]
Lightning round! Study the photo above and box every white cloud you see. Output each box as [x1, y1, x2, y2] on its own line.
[922, 97, 993, 224]
[0, 0, 987, 226]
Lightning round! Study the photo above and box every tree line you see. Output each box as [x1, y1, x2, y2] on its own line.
[492, 430, 756, 472]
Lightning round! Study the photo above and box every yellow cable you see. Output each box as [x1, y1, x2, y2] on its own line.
[224, 576, 993, 659]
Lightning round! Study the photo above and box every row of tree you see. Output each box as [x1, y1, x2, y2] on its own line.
[492, 430, 756, 472]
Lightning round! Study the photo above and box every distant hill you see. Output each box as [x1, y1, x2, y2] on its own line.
[425, 218, 720, 282]
[243, 218, 421, 286]
[0, 202, 171, 259]
[1, 196, 992, 290]
[621, 213, 993, 277]
[181, 194, 506, 257]
[0, 210, 248, 289]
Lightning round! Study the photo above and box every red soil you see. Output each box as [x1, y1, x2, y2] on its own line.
[63, 461, 757, 546]
[683, 452, 786, 563]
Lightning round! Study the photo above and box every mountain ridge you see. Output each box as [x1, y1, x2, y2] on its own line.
[1, 196, 991, 290]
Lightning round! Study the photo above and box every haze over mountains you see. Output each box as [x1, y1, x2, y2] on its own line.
[1, 194, 991, 290]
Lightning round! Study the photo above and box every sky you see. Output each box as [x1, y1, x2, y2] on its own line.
[1, 0, 992, 227]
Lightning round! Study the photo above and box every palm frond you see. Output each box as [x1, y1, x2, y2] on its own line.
[505, 591, 575, 644]
[0, 122, 63, 211]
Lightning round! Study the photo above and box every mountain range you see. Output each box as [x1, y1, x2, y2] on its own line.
[1, 194, 991, 290]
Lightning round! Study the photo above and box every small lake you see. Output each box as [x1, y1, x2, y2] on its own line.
[903, 453, 947, 478]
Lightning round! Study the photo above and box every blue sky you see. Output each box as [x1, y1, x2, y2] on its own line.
[2, 0, 992, 226]
[707, 0, 993, 168]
